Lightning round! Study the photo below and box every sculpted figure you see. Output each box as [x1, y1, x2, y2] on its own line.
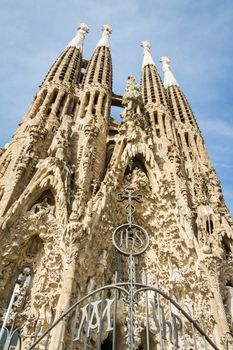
[48, 115, 72, 160]
[122, 75, 143, 113]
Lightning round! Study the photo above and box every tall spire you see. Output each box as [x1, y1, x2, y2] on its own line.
[140, 41, 167, 107]
[141, 41, 155, 68]
[96, 24, 112, 48]
[160, 56, 179, 88]
[67, 23, 89, 52]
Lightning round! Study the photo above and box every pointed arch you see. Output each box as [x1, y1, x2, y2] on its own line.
[28, 188, 55, 211]
[119, 143, 161, 191]
[16, 185, 56, 216]
[102, 139, 162, 195]
[1, 160, 69, 230]
[124, 154, 148, 177]
[0, 327, 21, 350]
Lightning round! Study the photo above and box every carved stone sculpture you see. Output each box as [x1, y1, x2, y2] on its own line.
[0, 24, 232, 350]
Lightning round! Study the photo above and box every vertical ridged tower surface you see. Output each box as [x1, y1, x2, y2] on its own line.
[0, 23, 232, 350]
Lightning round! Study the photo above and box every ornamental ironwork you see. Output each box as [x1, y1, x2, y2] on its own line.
[2, 189, 221, 350]
[113, 188, 149, 256]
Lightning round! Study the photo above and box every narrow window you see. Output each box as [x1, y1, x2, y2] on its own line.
[101, 95, 107, 116]
[162, 114, 167, 136]
[206, 220, 210, 234]
[177, 133, 182, 148]
[206, 217, 214, 234]
[92, 91, 99, 114]
[194, 134, 200, 156]
[170, 120, 175, 140]
[51, 89, 58, 103]
[210, 219, 213, 233]
[57, 93, 67, 118]
[156, 128, 160, 138]
[0, 328, 21, 350]
[71, 99, 78, 115]
[66, 98, 74, 115]
[184, 132, 190, 147]
[83, 91, 90, 117]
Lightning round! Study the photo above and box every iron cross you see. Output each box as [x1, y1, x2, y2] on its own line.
[117, 188, 143, 225]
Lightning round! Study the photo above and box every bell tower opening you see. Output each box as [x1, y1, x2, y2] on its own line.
[111, 105, 123, 122]
[111, 92, 123, 122]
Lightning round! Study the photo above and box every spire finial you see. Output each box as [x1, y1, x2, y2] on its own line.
[96, 24, 112, 48]
[67, 23, 89, 51]
[141, 41, 155, 68]
[160, 56, 179, 88]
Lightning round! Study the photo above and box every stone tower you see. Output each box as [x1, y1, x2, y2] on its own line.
[0, 24, 232, 350]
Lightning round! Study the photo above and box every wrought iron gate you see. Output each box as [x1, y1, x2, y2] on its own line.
[29, 281, 220, 349]
[29, 188, 221, 350]
[1, 188, 222, 349]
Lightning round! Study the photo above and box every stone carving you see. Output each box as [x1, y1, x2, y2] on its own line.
[48, 115, 72, 160]
[122, 75, 143, 112]
[0, 25, 232, 350]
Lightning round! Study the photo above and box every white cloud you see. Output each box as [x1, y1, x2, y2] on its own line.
[200, 118, 233, 138]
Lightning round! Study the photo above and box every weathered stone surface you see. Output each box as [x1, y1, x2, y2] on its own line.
[0, 26, 232, 350]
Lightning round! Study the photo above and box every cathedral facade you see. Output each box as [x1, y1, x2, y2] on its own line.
[0, 24, 232, 350]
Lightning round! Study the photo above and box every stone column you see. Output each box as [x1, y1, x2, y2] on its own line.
[202, 256, 230, 348]
[48, 257, 76, 350]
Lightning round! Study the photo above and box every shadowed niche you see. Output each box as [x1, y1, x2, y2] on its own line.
[101, 336, 112, 349]
[28, 189, 55, 213]
[105, 140, 116, 167]
[124, 155, 148, 177]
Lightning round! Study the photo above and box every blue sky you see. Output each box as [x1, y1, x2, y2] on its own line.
[0, 0, 233, 214]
